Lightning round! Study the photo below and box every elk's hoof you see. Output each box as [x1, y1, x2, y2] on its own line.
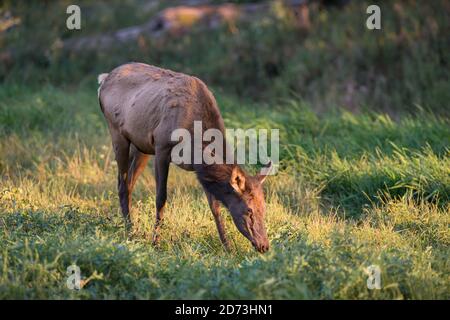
[223, 242, 231, 253]
[152, 234, 160, 246]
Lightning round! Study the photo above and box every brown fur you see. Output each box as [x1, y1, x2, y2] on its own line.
[99, 62, 270, 252]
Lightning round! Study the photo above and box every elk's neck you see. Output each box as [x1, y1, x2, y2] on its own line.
[195, 162, 236, 206]
[192, 106, 237, 203]
[193, 134, 237, 205]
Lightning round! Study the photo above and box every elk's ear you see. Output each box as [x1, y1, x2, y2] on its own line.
[230, 166, 246, 194]
[257, 161, 273, 184]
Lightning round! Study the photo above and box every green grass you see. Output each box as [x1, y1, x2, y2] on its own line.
[3, 1, 449, 115]
[0, 84, 448, 299]
[1, 0, 449, 300]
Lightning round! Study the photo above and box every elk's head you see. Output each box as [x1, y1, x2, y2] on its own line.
[225, 162, 272, 253]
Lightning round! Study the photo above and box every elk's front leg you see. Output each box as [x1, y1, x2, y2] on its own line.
[205, 190, 230, 252]
[152, 146, 171, 246]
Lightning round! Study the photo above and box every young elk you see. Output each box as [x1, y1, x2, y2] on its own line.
[98, 62, 272, 253]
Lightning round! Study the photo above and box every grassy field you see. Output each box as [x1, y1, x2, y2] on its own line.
[0, 0, 449, 299]
[0, 83, 448, 299]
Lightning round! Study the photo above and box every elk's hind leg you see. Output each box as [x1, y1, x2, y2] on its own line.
[110, 129, 131, 231]
[127, 144, 150, 192]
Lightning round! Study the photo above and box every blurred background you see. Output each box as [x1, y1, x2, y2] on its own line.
[1, 0, 449, 115]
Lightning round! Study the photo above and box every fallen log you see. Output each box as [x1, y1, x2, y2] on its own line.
[62, 0, 310, 52]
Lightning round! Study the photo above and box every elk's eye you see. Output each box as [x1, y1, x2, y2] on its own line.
[247, 208, 253, 216]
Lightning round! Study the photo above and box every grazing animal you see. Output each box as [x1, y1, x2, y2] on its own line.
[98, 62, 271, 253]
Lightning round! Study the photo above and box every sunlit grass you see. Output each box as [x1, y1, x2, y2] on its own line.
[0, 84, 448, 299]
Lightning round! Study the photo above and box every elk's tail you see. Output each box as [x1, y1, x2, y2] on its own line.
[98, 73, 108, 85]
[97, 73, 109, 97]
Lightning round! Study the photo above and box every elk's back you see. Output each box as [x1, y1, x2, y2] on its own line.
[99, 62, 224, 154]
